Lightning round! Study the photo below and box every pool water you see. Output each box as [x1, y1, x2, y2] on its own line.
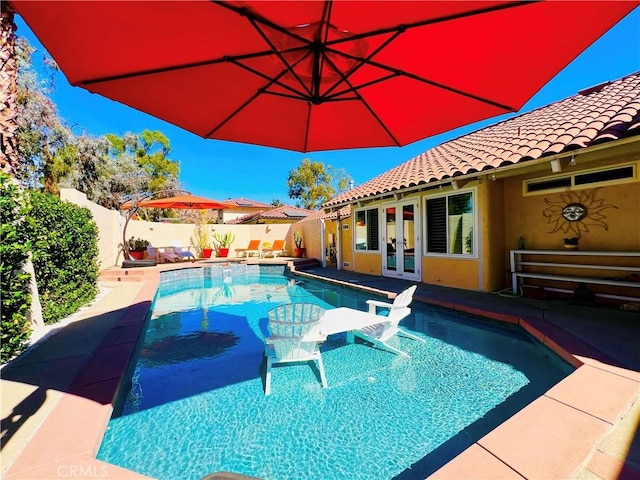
[97, 265, 572, 480]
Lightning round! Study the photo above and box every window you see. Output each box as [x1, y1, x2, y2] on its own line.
[425, 191, 474, 255]
[524, 163, 636, 195]
[354, 208, 379, 251]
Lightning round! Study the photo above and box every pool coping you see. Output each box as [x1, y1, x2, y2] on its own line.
[3, 262, 639, 479]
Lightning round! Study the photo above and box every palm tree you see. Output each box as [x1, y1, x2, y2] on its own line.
[0, 2, 19, 179]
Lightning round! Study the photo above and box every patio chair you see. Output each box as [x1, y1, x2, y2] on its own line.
[353, 285, 424, 357]
[234, 239, 261, 258]
[170, 241, 196, 262]
[261, 239, 286, 258]
[320, 285, 424, 358]
[147, 245, 180, 263]
[264, 303, 327, 395]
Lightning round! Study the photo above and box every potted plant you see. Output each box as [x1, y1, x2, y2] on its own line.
[191, 212, 214, 258]
[127, 236, 149, 260]
[293, 229, 305, 258]
[213, 231, 235, 258]
[563, 237, 579, 250]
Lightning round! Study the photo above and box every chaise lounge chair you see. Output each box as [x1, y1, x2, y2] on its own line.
[147, 245, 180, 263]
[170, 241, 196, 261]
[261, 239, 286, 258]
[319, 285, 424, 358]
[264, 303, 328, 395]
[234, 239, 261, 258]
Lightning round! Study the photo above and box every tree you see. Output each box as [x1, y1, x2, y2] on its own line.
[271, 198, 284, 207]
[0, 3, 19, 179]
[14, 36, 74, 194]
[287, 158, 351, 210]
[104, 130, 181, 213]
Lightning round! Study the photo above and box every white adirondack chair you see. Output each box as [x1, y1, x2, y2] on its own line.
[264, 303, 327, 395]
[348, 285, 425, 357]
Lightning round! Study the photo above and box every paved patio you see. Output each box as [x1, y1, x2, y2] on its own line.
[1, 260, 638, 479]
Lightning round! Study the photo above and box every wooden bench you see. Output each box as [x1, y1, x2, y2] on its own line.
[510, 250, 640, 300]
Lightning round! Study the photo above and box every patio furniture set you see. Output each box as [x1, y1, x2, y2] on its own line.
[264, 285, 424, 395]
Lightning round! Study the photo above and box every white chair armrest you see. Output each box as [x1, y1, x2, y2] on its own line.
[366, 299, 393, 314]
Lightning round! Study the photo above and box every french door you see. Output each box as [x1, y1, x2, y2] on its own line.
[382, 200, 421, 281]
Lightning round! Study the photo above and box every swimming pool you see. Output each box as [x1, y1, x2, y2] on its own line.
[97, 265, 572, 479]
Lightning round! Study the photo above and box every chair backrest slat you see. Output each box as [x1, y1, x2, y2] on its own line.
[267, 303, 325, 359]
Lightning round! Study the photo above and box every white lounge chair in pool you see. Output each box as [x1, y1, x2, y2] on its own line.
[264, 303, 327, 395]
[320, 285, 424, 358]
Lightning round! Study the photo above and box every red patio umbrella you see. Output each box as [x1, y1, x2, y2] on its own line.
[121, 194, 232, 211]
[119, 193, 232, 262]
[12, 1, 638, 152]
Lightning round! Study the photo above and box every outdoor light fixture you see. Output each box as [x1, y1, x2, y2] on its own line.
[569, 154, 576, 166]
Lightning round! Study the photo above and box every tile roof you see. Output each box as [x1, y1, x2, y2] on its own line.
[226, 205, 314, 224]
[299, 205, 351, 223]
[325, 72, 640, 208]
[225, 198, 274, 208]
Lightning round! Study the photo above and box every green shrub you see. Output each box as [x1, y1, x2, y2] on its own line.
[26, 191, 99, 324]
[0, 173, 33, 362]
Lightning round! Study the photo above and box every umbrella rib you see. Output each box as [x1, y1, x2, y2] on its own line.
[225, 56, 310, 101]
[323, 1, 535, 48]
[243, 13, 313, 97]
[322, 29, 403, 99]
[315, 0, 334, 101]
[332, 69, 401, 146]
[332, 48, 516, 112]
[324, 73, 399, 101]
[206, 56, 313, 137]
[79, 50, 281, 86]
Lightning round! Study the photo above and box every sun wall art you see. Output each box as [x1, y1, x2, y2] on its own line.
[543, 188, 618, 238]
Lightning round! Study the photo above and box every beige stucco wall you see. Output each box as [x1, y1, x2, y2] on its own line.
[60, 189, 122, 269]
[60, 189, 294, 268]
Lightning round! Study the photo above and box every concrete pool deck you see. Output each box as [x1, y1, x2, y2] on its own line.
[1, 260, 639, 479]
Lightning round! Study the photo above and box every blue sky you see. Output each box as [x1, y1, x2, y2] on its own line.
[16, 8, 640, 205]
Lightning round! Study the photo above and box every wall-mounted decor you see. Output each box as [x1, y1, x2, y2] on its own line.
[543, 188, 617, 237]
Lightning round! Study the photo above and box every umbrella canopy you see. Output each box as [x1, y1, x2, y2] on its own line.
[13, 1, 637, 152]
[121, 194, 232, 211]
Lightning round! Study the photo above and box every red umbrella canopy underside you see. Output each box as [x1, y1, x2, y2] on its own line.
[121, 195, 232, 210]
[13, 1, 638, 152]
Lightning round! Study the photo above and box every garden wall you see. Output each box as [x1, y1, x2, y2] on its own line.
[60, 189, 294, 269]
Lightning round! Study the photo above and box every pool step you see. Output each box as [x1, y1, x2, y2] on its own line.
[292, 258, 321, 271]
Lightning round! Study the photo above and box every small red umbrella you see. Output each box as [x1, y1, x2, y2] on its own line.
[12, 1, 638, 152]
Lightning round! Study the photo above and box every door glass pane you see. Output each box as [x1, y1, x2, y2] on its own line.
[385, 207, 396, 271]
[402, 204, 415, 273]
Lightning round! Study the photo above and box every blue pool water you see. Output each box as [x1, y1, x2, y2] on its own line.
[97, 265, 572, 480]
